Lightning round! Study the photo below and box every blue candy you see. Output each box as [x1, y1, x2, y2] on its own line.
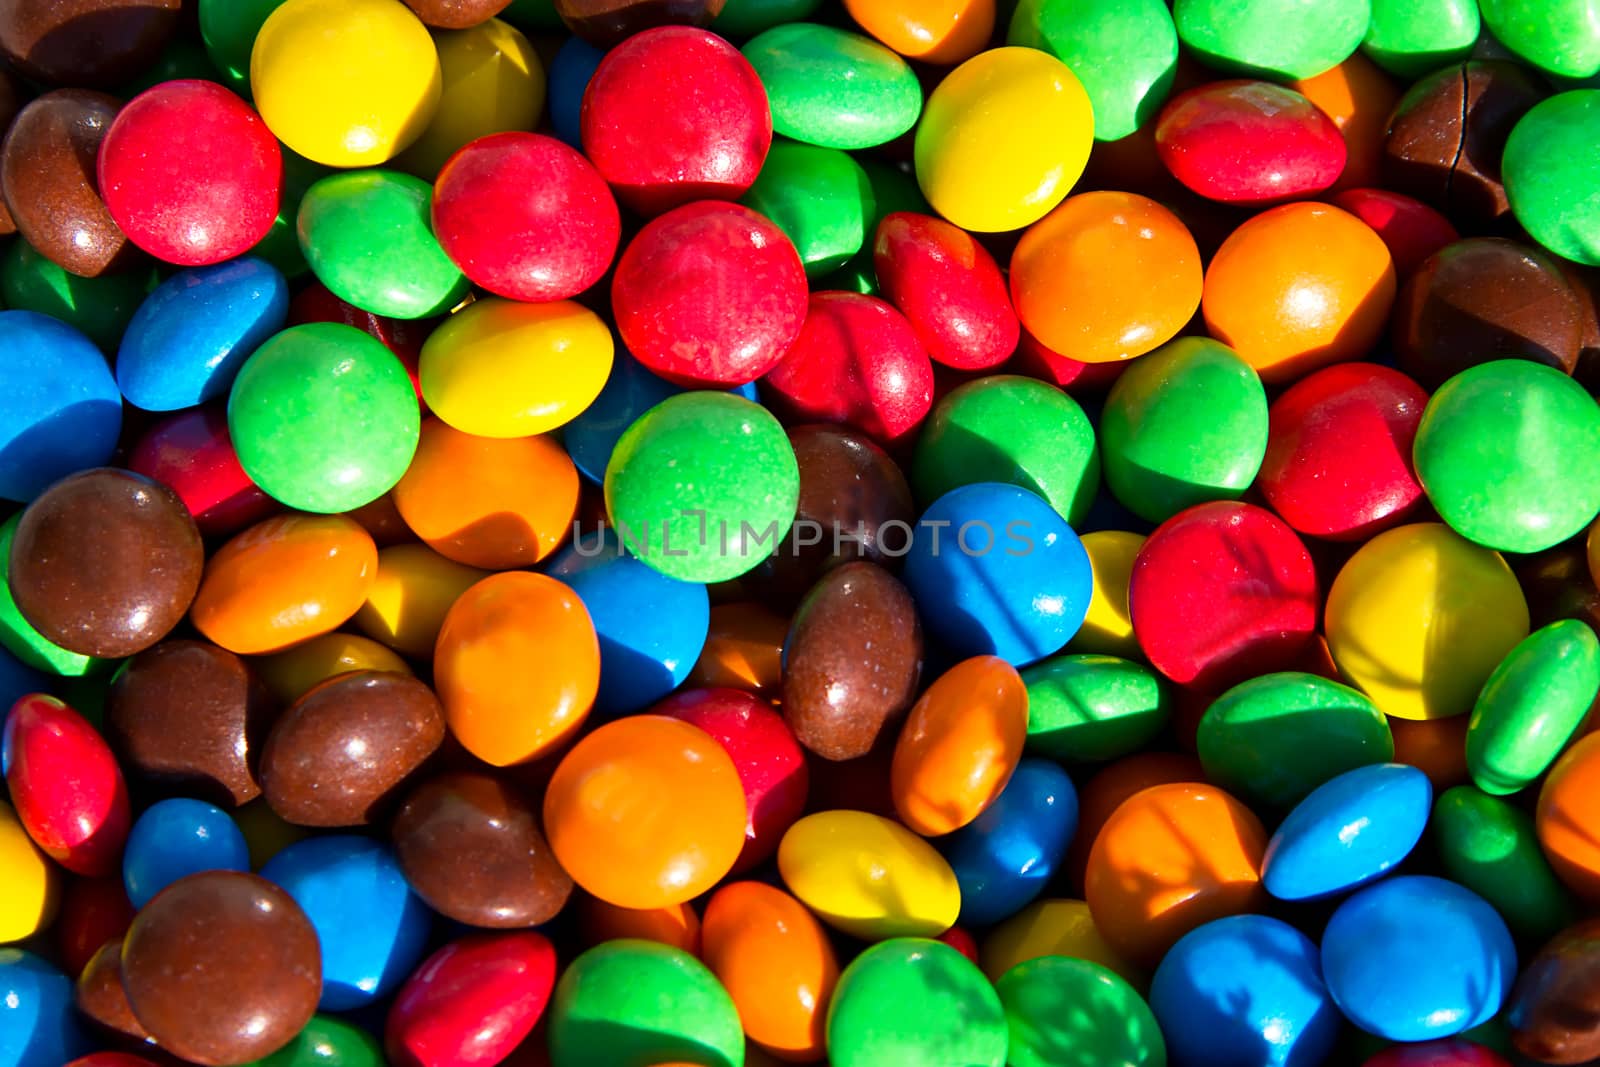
[548, 35, 606, 149]
[123, 797, 251, 909]
[0, 949, 90, 1067]
[1262, 763, 1431, 902]
[1150, 914, 1340, 1067]
[0, 310, 122, 502]
[1321, 875, 1516, 1042]
[0, 647, 47, 714]
[943, 757, 1076, 926]
[902, 483, 1092, 666]
[117, 256, 289, 412]
[260, 835, 432, 1011]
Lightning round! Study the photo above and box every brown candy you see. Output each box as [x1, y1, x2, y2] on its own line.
[106, 640, 277, 807]
[554, 0, 725, 46]
[0, 70, 24, 237]
[121, 871, 321, 1067]
[1508, 918, 1600, 1064]
[401, 0, 512, 28]
[391, 772, 574, 928]
[10, 468, 203, 660]
[0, 89, 137, 278]
[0, 0, 181, 87]
[76, 939, 151, 1044]
[1393, 237, 1582, 390]
[259, 670, 446, 827]
[782, 561, 922, 761]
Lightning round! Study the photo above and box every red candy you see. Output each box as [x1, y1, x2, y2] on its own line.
[1361, 1040, 1513, 1066]
[580, 27, 771, 216]
[1258, 362, 1428, 541]
[97, 80, 281, 267]
[1155, 80, 1346, 205]
[612, 201, 808, 387]
[56, 875, 136, 977]
[432, 132, 621, 304]
[1010, 329, 1128, 393]
[128, 408, 277, 537]
[939, 925, 980, 963]
[386, 932, 558, 1067]
[66, 1057, 163, 1067]
[1330, 188, 1462, 276]
[873, 212, 1019, 371]
[2, 694, 131, 877]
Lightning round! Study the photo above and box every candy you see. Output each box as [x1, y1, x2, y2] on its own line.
[741, 23, 920, 150]
[1262, 763, 1429, 902]
[254, 633, 410, 705]
[546, 34, 603, 147]
[1, 240, 149, 351]
[246, 1015, 385, 1067]
[1020, 654, 1167, 763]
[740, 140, 875, 279]
[843, 0, 992, 64]
[403, 0, 513, 28]
[123, 798, 250, 909]
[0, 949, 90, 1067]
[1466, 620, 1599, 796]
[1361, 0, 1480, 78]
[0, 800, 57, 945]
[980, 898, 1139, 986]
[1290, 52, 1399, 193]
[4, 694, 130, 877]
[1506, 919, 1600, 1064]
[0, 0, 179, 86]
[873, 212, 1018, 371]
[941, 757, 1076, 925]
[827, 938, 1007, 1067]
[578, 895, 701, 954]
[198, 0, 291, 92]
[354, 544, 489, 658]
[998, 955, 1165, 1067]
[1506, 91, 1600, 268]
[557, 0, 725, 44]
[1434, 786, 1577, 944]
[129, 409, 278, 537]
[715, 0, 821, 37]
[1539, 732, 1600, 901]
[76, 939, 147, 1043]
[0, 516, 104, 676]
[1067, 532, 1144, 659]
[1157, 81, 1345, 204]
[0, 310, 122, 503]
[385, 933, 555, 1067]
[1482, 0, 1600, 80]
[778, 810, 960, 939]
[1330, 188, 1459, 275]
[1172, 0, 1367, 80]
[54, 877, 133, 979]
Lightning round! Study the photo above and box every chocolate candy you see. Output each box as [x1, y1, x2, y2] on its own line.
[0, 0, 180, 87]
[75, 940, 149, 1043]
[556, 0, 725, 46]
[10, 469, 203, 659]
[1507, 919, 1600, 1064]
[401, 0, 512, 28]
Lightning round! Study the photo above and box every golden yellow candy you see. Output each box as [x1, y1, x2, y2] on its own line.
[419, 297, 614, 438]
[913, 46, 1093, 233]
[0, 799, 57, 944]
[1326, 523, 1529, 721]
[234, 798, 310, 870]
[251, 0, 442, 167]
[395, 18, 545, 180]
[354, 544, 490, 659]
[1068, 530, 1144, 659]
[776, 810, 959, 940]
[979, 898, 1143, 988]
[252, 631, 413, 706]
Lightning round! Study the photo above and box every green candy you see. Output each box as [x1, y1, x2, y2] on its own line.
[827, 939, 1008, 1067]
[297, 170, 468, 320]
[1173, 0, 1370, 80]
[1505, 91, 1600, 267]
[1, 240, 151, 351]
[1433, 785, 1578, 944]
[820, 158, 930, 295]
[547, 940, 744, 1067]
[251, 147, 327, 281]
[605, 392, 798, 584]
[743, 23, 922, 150]
[1020, 654, 1169, 763]
[741, 139, 875, 279]
[1466, 619, 1600, 796]
[1482, 0, 1600, 79]
[913, 375, 1099, 526]
[998, 956, 1166, 1067]
[0, 515, 105, 678]
[1198, 672, 1394, 809]
[199, 0, 290, 94]
[1099, 337, 1267, 524]
[499, 0, 566, 30]
[715, 0, 824, 38]
[1414, 359, 1600, 554]
[228, 322, 421, 514]
[1008, 0, 1179, 142]
[1361, 0, 1480, 78]
[244, 1015, 384, 1067]
[116, 34, 221, 97]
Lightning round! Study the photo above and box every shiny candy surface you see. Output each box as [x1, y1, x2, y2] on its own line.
[122, 798, 250, 909]
[874, 212, 1018, 371]
[980, 897, 1140, 987]
[128, 408, 276, 538]
[1262, 763, 1430, 901]
[4, 694, 129, 877]
[354, 543, 489, 659]
[741, 23, 920, 150]
[0, 0, 180, 87]
[1434, 786, 1576, 944]
[1538, 732, 1600, 901]
[0, 800, 57, 944]
[827, 938, 1007, 1067]
[999, 954, 1164, 1067]
[0, 949, 89, 1067]
[941, 757, 1076, 926]
[1466, 620, 1600, 796]
[1156, 80, 1346, 204]
[1505, 91, 1600, 267]
[385, 932, 556, 1067]
[1021, 653, 1168, 764]
[0, 311, 122, 502]
[1173, 0, 1369, 80]
[1506, 918, 1600, 1064]
[778, 810, 960, 939]
[740, 140, 875, 279]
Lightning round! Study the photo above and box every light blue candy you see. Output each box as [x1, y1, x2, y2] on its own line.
[1262, 763, 1431, 902]
[943, 757, 1077, 926]
[123, 797, 251, 909]
[0, 310, 122, 502]
[0, 949, 91, 1067]
[549, 35, 605, 149]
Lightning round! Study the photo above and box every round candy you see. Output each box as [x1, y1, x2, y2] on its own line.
[579, 896, 701, 955]
[1467, 620, 1600, 796]
[403, 0, 513, 28]
[1173, 0, 1368, 79]
[1288, 53, 1398, 192]
[778, 810, 960, 939]
[75, 937, 146, 1044]
[0, 949, 89, 1067]
[1538, 732, 1600, 900]
[198, 0, 292, 92]
[562, 353, 686, 484]
[0, 311, 122, 502]
[998, 955, 1164, 1067]
[1434, 786, 1576, 944]
[251, 0, 442, 167]
[129, 409, 275, 537]
[1483, 0, 1600, 79]
[941, 757, 1076, 926]
[1506, 918, 1600, 1064]
[1056, 532, 1141, 660]
[0, 800, 57, 945]
[0, 515, 103, 676]
[123, 799, 249, 909]
[385, 933, 555, 1067]
[0, 0, 179, 86]
[740, 140, 875, 279]
[255, 632, 410, 706]
[1321, 876, 1517, 1042]
[354, 544, 488, 658]
[1362, 0, 1480, 78]
[1021, 653, 1168, 763]
[842, 0, 992, 64]
[1262, 763, 1430, 902]
[1, 238, 147, 352]
[244, 1015, 385, 1067]
[1330, 187, 1460, 275]
[874, 211, 1018, 370]
[1156, 80, 1345, 204]
[546, 33, 603, 146]
[914, 46, 1093, 233]
[3, 694, 128, 877]
[981, 897, 1139, 986]
[827, 938, 1007, 1067]
[741, 23, 920, 150]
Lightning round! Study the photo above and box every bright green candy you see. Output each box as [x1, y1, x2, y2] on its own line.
[821, 158, 930, 295]
[1099, 337, 1267, 524]
[1482, 0, 1600, 79]
[913, 375, 1099, 526]
[0, 241, 151, 352]
[742, 23, 922, 150]
[1173, 0, 1370, 79]
[297, 170, 468, 320]
[998, 956, 1167, 1067]
[199, 0, 289, 94]
[244, 1015, 384, 1067]
[1008, 0, 1178, 142]
[228, 322, 421, 514]
[1361, 0, 1480, 78]
[547, 939, 744, 1067]
[1466, 619, 1600, 796]
[1198, 672, 1395, 809]
[827, 939, 1007, 1067]
[0, 515, 104, 677]
[1505, 91, 1600, 267]
[715, 0, 824, 38]
[251, 147, 326, 281]
[1020, 654, 1169, 763]
[1414, 359, 1600, 554]
[1433, 785, 1578, 944]
[605, 392, 798, 584]
[740, 139, 875, 279]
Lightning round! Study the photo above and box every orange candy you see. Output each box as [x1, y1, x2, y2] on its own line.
[1290, 53, 1399, 192]
[891, 655, 1028, 836]
[392, 417, 579, 569]
[433, 571, 599, 766]
[702, 881, 839, 1062]
[578, 895, 702, 956]
[1084, 782, 1267, 967]
[1202, 202, 1396, 385]
[1010, 191, 1202, 364]
[191, 514, 378, 655]
[843, 0, 994, 66]
[1537, 731, 1600, 902]
[1062, 751, 1206, 895]
[685, 601, 789, 694]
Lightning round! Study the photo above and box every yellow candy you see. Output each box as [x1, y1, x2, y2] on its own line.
[234, 798, 310, 869]
[395, 18, 545, 179]
[419, 297, 614, 438]
[0, 800, 57, 944]
[251, 0, 442, 167]
[1326, 523, 1529, 721]
[1068, 530, 1144, 659]
[252, 631, 413, 706]
[979, 898, 1143, 988]
[913, 46, 1093, 233]
[776, 810, 960, 940]
[354, 544, 490, 658]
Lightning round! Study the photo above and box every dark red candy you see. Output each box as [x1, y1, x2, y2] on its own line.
[3, 694, 130, 876]
[556, 0, 725, 46]
[1258, 363, 1428, 542]
[0, 0, 180, 88]
[1329, 188, 1459, 277]
[127, 408, 278, 538]
[1154, 80, 1346, 205]
[762, 291, 936, 446]
[402, 0, 512, 29]
[56, 876, 136, 978]
[77, 939, 151, 1043]
[873, 212, 1019, 371]
[1010, 328, 1128, 393]
[66, 1056, 165, 1067]
[1361, 1040, 1511, 1066]
[939, 925, 980, 963]
[385, 933, 557, 1067]
[613, 200, 807, 387]
[432, 131, 620, 303]
[1506, 918, 1600, 1065]
[581, 26, 770, 216]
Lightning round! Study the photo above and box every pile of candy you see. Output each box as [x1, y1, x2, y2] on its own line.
[8, 0, 1600, 1064]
